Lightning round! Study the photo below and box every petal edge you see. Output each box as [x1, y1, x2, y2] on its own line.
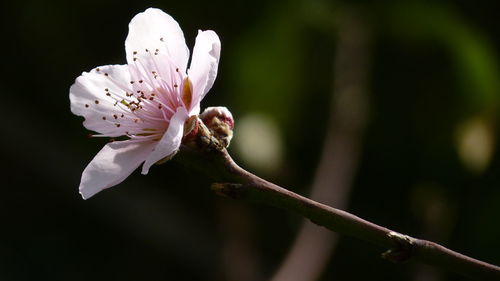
[79, 140, 155, 199]
[187, 30, 221, 114]
[125, 8, 189, 73]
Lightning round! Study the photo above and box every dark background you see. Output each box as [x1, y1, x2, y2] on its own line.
[1, 0, 499, 280]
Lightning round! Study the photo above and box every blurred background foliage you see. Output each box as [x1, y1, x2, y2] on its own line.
[1, 0, 499, 280]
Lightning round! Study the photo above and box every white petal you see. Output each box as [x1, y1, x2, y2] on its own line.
[79, 140, 156, 199]
[126, 8, 189, 73]
[187, 30, 221, 114]
[69, 64, 137, 136]
[141, 107, 188, 174]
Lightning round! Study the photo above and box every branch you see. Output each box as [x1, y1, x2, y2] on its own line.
[272, 7, 371, 281]
[176, 146, 500, 280]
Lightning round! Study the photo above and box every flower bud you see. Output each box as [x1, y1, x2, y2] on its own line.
[200, 106, 234, 148]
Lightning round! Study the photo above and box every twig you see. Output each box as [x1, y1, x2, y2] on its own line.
[272, 7, 371, 281]
[177, 146, 500, 280]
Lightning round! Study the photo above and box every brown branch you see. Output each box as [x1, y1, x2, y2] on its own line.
[176, 146, 500, 280]
[272, 7, 371, 281]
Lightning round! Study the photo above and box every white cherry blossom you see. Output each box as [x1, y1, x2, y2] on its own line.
[70, 8, 220, 199]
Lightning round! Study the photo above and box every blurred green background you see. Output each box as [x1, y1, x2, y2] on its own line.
[2, 0, 499, 280]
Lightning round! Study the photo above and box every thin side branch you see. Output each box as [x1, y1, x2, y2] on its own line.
[177, 146, 500, 280]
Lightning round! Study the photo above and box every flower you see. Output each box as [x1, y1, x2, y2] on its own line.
[70, 8, 221, 199]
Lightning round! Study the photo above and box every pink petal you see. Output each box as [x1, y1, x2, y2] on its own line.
[79, 140, 156, 199]
[69, 64, 142, 137]
[187, 30, 221, 115]
[125, 8, 189, 74]
[141, 107, 188, 174]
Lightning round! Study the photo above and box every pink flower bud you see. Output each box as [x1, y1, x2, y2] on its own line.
[200, 106, 234, 129]
[200, 107, 234, 147]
